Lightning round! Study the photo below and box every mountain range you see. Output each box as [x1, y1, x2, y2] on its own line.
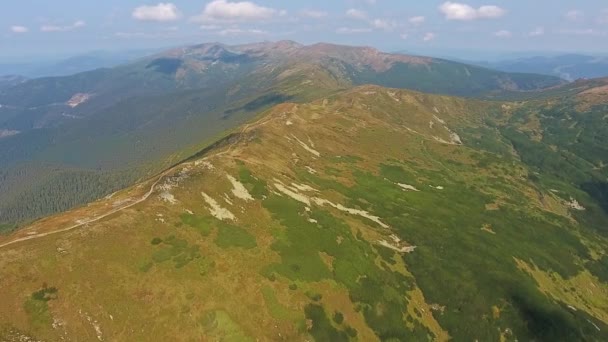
[0, 41, 563, 228]
[472, 54, 608, 81]
[0, 49, 158, 79]
[0, 41, 607, 341]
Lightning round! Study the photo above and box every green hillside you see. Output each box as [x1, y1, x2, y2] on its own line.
[0, 41, 564, 228]
[0, 81, 606, 341]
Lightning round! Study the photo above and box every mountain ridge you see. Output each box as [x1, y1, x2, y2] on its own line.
[1, 82, 607, 341]
[0, 40, 566, 227]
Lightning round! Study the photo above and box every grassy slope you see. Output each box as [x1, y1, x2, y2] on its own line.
[0, 61, 345, 227]
[0, 85, 606, 341]
[0, 42, 564, 227]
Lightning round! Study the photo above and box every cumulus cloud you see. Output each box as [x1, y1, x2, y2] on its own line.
[346, 9, 368, 20]
[565, 10, 584, 22]
[439, 2, 505, 21]
[195, 0, 283, 22]
[423, 32, 436, 41]
[408, 16, 425, 25]
[346, 8, 396, 32]
[370, 19, 396, 31]
[300, 9, 328, 19]
[200, 24, 221, 30]
[10, 25, 29, 33]
[494, 30, 512, 38]
[336, 27, 372, 34]
[528, 27, 545, 37]
[41, 20, 86, 32]
[132, 3, 181, 22]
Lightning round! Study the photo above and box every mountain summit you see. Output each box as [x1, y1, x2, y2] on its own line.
[0, 41, 563, 227]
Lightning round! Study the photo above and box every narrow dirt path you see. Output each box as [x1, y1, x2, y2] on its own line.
[0, 112, 273, 250]
[0, 169, 171, 249]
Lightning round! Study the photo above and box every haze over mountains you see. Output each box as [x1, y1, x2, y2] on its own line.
[0, 49, 159, 78]
[0, 41, 564, 227]
[1, 40, 608, 341]
[471, 54, 608, 81]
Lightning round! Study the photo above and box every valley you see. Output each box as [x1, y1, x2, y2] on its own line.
[3, 0, 608, 340]
[0, 41, 564, 228]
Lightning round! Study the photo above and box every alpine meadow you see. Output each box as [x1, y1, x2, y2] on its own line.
[1, 1, 608, 341]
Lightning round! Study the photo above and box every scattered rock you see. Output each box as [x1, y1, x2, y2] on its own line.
[305, 166, 317, 174]
[66, 93, 92, 108]
[195, 160, 215, 170]
[378, 239, 416, 253]
[274, 182, 311, 205]
[291, 183, 318, 192]
[201, 192, 236, 221]
[397, 183, 420, 192]
[227, 174, 254, 201]
[291, 134, 320, 157]
[223, 194, 234, 206]
[273, 180, 390, 228]
[566, 197, 585, 211]
[159, 192, 177, 204]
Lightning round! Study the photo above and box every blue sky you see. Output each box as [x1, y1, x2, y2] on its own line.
[2, 0, 608, 60]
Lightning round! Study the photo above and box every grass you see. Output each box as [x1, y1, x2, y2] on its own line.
[214, 223, 257, 249]
[2, 83, 608, 341]
[304, 304, 350, 342]
[180, 214, 213, 236]
[198, 310, 253, 341]
[261, 286, 300, 321]
[237, 166, 269, 199]
[24, 287, 58, 329]
[149, 235, 202, 269]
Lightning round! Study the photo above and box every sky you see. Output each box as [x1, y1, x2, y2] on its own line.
[2, 0, 608, 61]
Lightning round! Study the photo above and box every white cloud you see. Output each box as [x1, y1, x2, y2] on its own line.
[115, 32, 146, 38]
[200, 24, 221, 30]
[565, 10, 584, 22]
[439, 2, 505, 21]
[336, 27, 372, 34]
[599, 9, 608, 24]
[423, 32, 436, 41]
[346, 9, 396, 32]
[132, 3, 181, 22]
[196, 0, 283, 22]
[557, 28, 606, 36]
[494, 30, 512, 38]
[346, 9, 368, 20]
[114, 31, 176, 39]
[370, 19, 396, 31]
[10, 25, 28, 33]
[408, 16, 425, 25]
[400, 33, 408, 40]
[528, 27, 544, 37]
[41, 20, 86, 32]
[477, 5, 505, 18]
[300, 9, 328, 19]
[218, 28, 266, 36]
